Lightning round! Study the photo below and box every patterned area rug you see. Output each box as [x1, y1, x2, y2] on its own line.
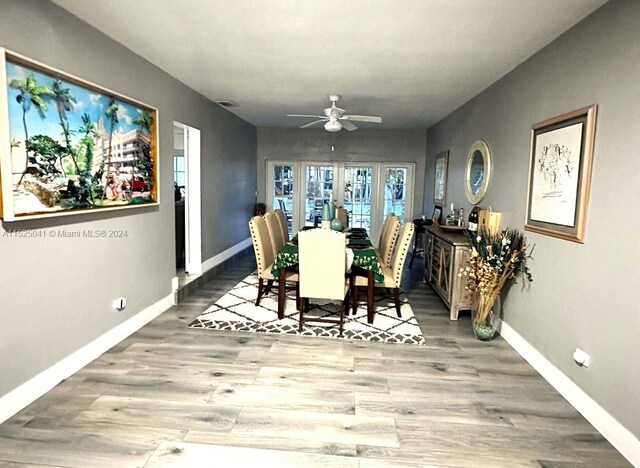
[189, 273, 426, 345]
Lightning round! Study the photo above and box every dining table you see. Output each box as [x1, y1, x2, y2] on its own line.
[271, 228, 384, 323]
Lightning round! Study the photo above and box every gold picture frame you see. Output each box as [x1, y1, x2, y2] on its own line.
[0, 48, 159, 221]
[525, 105, 597, 243]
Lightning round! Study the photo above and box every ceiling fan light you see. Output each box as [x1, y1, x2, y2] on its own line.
[324, 120, 342, 132]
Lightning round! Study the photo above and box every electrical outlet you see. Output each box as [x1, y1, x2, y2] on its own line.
[112, 297, 126, 311]
[573, 347, 590, 368]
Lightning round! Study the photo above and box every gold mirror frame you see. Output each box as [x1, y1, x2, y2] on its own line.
[464, 139, 492, 205]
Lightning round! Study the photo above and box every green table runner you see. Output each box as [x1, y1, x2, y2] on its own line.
[272, 235, 384, 283]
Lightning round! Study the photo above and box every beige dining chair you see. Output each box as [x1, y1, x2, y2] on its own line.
[298, 228, 351, 336]
[248, 216, 298, 308]
[336, 207, 349, 228]
[352, 221, 414, 319]
[378, 214, 401, 268]
[264, 211, 285, 260]
[274, 208, 290, 242]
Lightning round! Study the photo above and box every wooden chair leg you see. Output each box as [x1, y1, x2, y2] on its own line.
[339, 301, 345, 337]
[295, 282, 300, 311]
[344, 288, 351, 317]
[256, 278, 264, 306]
[367, 272, 374, 324]
[298, 303, 304, 332]
[277, 278, 286, 319]
[394, 288, 402, 317]
[409, 235, 418, 268]
[351, 285, 358, 315]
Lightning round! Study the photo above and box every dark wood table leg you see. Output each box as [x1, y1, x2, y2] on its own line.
[367, 270, 374, 324]
[278, 268, 286, 319]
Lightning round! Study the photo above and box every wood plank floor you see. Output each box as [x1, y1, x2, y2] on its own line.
[0, 251, 630, 467]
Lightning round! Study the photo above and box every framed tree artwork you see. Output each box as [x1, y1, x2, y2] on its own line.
[0, 48, 159, 221]
[433, 150, 448, 206]
[525, 105, 597, 243]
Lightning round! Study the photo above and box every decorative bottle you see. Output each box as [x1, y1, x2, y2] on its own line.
[468, 206, 479, 232]
[446, 202, 456, 226]
[322, 202, 331, 221]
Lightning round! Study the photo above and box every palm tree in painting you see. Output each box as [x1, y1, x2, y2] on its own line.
[10, 138, 20, 154]
[131, 109, 153, 193]
[9, 72, 54, 186]
[51, 79, 80, 175]
[78, 113, 96, 175]
[101, 98, 119, 201]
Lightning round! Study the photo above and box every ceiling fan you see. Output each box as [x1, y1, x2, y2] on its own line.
[287, 94, 382, 132]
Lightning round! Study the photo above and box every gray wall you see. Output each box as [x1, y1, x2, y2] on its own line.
[0, 0, 256, 397]
[424, 0, 640, 437]
[257, 128, 427, 219]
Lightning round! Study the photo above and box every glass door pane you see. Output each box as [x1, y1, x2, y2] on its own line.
[303, 164, 335, 228]
[270, 163, 294, 236]
[344, 165, 374, 233]
[383, 167, 409, 223]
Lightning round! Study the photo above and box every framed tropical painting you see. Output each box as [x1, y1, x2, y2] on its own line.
[0, 49, 159, 221]
[525, 105, 597, 243]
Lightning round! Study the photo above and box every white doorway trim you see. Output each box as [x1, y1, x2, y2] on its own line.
[175, 121, 202, 275]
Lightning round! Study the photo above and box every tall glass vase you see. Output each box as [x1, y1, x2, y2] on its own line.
[322, 202, 331, 221]
[471, 292, 501, 341]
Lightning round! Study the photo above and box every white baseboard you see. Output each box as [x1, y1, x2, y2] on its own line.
[0, 292, 174, 425]
[500, 321, 640, 466]
[201, 238, 251, 273]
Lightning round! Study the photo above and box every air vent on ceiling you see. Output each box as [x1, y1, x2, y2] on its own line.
[215, 100, 239, 108]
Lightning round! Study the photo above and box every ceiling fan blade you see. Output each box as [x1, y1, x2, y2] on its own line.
[300, 119, 326, 129]
[287, 114, 325, 119]
[340, 120, 358, 131]
[342, 115, 382, 123]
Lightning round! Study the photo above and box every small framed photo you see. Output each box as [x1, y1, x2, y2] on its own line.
[433, 151, 449, 206]
[432, 205, 442, 224]
[525, 105, 597, 243]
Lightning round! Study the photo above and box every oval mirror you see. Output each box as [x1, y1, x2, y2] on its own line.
[464, 140, 491, 205]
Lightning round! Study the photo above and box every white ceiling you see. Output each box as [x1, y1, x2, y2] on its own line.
[52, 0, 607, 129]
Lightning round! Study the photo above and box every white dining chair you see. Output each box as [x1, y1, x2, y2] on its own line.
[298, 228, 350, 336]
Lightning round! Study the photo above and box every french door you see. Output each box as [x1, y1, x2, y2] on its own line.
[266, 161, 414, 243]
[340, 164, 376, 232]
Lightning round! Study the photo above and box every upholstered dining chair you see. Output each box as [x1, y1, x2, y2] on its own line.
[248, 216, 298, 307]
[264, 211, 285, 260]
[335, 207, 349, 228]
[378, 214, 401, 268]
[298, 229, 351, 336]
[274, 209, 290, 242]
[352, 221, 415, 319]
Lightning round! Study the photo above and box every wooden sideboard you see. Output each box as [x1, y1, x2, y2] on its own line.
[423, 226, 473, 320]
